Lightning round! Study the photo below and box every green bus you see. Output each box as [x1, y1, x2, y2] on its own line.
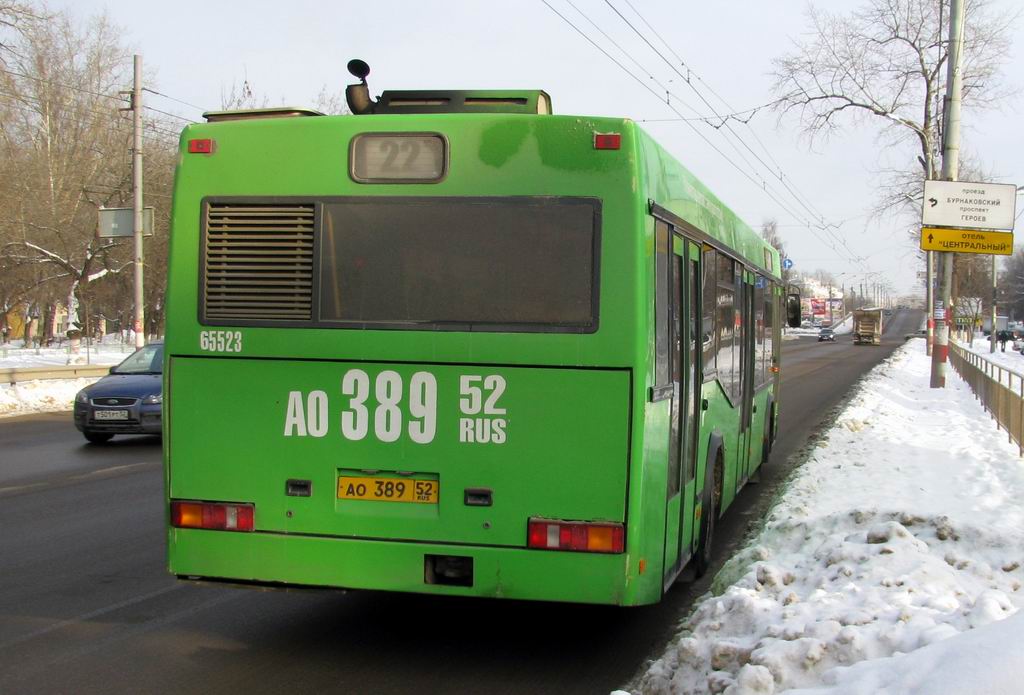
[164, 65, 798, 606]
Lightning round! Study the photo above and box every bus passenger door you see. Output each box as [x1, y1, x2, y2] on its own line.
[662, 232, 699, 588]
[738, 274, 756, 486]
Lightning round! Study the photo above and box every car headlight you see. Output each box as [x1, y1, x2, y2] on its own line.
[143, 394, 162, 405]
[76, 390, 90, 404]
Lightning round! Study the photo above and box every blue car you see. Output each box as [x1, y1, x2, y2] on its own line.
[73, 342, 163, 444]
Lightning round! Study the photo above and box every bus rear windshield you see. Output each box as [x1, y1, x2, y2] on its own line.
[319, 198, 599, 332]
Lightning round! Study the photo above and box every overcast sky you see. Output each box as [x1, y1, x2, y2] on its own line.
[55, 0, 1024, 296]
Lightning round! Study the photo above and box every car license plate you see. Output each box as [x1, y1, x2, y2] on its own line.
[94, 410, 129, 420]
[337, 476, 438, 504]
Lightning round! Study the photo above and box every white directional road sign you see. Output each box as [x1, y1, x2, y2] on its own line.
[922, 180, 1017, 231]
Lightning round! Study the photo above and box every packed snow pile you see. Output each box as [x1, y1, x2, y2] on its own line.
[0, 336, 135, 418]
[0, 377, 100, 417]
[627, 343, 1024, 694]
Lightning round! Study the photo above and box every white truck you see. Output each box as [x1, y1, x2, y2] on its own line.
[853, 308, 883, 345]
[982, 315, 1008, 334]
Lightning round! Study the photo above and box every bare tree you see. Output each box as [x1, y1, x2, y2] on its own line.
[1000, 250, 1024, 321]
[761, 219, 793, 286]
[952, 252, 992, 344]
[0, 4, 180, 342]
[0, 8, 135, 342]
[0, 1, 41, 60]
[771, 0, 1016, 217]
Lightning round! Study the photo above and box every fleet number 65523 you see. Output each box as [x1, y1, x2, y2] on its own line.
[199, 330, 242, 352]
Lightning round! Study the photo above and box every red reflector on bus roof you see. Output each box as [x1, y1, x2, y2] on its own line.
[171, 500, 254, 532]
[527, 518, 624, 553]
[593, 132, 621, 150]
[188, 138, 214, 154]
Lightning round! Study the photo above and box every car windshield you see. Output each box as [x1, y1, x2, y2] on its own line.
[112, 344, 163, 374]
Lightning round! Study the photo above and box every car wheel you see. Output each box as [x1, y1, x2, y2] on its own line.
[83, 431, 114, 444]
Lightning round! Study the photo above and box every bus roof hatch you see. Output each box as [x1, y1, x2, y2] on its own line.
[374, 90, 552, 115]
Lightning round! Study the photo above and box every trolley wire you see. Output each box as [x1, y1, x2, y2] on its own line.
[543, 0, 868, 269]
[604, 0, 857, 258]
[602, 0, 870, 268]
[539, 0, 823, 239]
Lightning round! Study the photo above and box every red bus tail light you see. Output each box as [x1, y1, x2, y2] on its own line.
[593, 132, 621, 150]
[527, 518, 624, 553]
[187, 138, 214, 154]
[171, 500, 254, 532]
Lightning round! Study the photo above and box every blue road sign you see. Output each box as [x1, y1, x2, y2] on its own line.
[782, 258, 793, 270]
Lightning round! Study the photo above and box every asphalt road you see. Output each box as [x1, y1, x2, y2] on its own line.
[0, 310, 923, 694]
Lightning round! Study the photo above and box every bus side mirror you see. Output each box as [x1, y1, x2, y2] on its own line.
[785, 293, 801, 328]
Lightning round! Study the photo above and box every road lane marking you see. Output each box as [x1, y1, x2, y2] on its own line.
[0, 482, 47, 496]
[0, 583, 184, 650]
[0, 460, 160, 497]
[67, 460, 160, 481]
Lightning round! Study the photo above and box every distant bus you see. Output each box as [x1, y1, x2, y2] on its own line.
[163, 66, 798, 605]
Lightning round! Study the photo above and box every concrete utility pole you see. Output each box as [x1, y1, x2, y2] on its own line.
[132, 55, 146, 349]
[931, 0, 964, 388]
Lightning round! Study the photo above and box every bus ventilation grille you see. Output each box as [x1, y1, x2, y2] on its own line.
[203, 203, 315, 321]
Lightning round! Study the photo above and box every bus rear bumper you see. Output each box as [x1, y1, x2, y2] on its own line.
[167, 528, 646, 606]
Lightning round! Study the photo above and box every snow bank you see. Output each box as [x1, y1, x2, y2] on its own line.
[0, 336, 136, 418]
[627, 342, 1024, 694]
[0, 377, 99, 418]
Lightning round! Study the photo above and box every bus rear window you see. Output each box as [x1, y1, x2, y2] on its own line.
[318, 198, 599, 332]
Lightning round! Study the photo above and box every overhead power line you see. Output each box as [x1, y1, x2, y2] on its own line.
[0, 66, 199, 123]
[542, 0, 867, 269]
[605, 0, 866, 267]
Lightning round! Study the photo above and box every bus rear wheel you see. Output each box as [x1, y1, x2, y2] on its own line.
[693, 454, 723, 577]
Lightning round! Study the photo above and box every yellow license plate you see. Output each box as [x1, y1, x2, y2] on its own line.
[337, 476, 438, 504]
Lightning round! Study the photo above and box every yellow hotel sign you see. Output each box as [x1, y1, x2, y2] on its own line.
[920, 227, 1013, 255]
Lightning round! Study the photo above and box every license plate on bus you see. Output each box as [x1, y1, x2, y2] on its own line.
[337, 476, 438, 504]
[94, 410, 129, 420]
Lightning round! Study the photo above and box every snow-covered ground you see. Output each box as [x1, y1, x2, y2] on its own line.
[956, 335, 1024, 391]
[0, 341, 134, 368]
[0, 337, 134, 418]
[623, 340, 1024, 695]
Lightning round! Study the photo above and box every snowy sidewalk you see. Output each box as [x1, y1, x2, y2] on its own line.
[625, 341, 1024, 695]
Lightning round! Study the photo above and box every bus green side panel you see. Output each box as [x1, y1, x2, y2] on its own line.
[167, 357, 630, 548]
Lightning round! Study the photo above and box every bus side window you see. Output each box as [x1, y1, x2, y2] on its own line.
[701, 248, 717, 376]
[716, 254, 735, 398]
[655, 221, 670, 389]
[754, 277, 766, 387]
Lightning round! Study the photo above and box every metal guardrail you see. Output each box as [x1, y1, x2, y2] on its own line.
[950, 342, 1024, 456]
[0, 365, 110, 385]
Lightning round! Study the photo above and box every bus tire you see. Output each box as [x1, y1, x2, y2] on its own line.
[693, 446, 724, 578]
[761, 406, 774, 466]
[766, 399, 777, 453]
